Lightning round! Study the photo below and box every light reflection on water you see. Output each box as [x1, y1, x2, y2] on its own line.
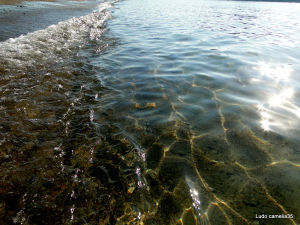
[97, 0, 300, 224]
[255, 62, 300, 133]
[1, 0, 300, 224]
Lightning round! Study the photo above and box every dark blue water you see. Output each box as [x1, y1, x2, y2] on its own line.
[1, 0, 300, 224]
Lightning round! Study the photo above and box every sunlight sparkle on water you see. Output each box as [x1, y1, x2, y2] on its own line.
[192, 189, 198, 196]
[257, 87, 298, 131]
[257, 103, 265, 111]
[255, 61, 298, 131]
[261, 119, 271, 131]
[269, 88, 294, 107]
[257, 63, 293, 80]
[281, 88, 294, 99]
[186, 176, 203, 217]
[261, 111, 270, 119]
[269, 95, 284, 107]
[273, 66, 292, 80]
[260, 62, 271, 76]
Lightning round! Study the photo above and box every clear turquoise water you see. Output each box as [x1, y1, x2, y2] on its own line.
[1, 0, 300, 224]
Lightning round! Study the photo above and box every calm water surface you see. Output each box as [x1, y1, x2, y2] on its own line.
[1, 0, 300, 224]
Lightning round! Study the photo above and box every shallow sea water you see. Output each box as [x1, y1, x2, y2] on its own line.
[1, 0, 300, 224]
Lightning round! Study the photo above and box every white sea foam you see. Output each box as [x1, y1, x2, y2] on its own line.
[0, 2, 114, 70]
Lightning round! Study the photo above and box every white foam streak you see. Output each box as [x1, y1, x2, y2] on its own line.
[0, 2, 113, 70]
[98, 2, 114, 12]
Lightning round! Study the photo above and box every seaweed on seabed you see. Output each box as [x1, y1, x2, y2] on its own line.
[0, 122, 135, 224]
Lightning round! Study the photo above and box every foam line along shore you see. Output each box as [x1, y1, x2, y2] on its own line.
[0, 1, 148, 224]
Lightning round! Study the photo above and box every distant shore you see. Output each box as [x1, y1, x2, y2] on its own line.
[1, 0, 299, 6]
[0, 0, 92, 5]
[0, 0, 55, 5]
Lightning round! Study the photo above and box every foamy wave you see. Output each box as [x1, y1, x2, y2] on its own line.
[0, 2, 114, 70]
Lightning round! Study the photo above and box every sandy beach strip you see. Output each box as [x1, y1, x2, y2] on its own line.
[0, 0, 92, 5]
[0, 0, 56, 5]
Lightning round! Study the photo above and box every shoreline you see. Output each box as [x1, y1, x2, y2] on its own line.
[0, 0, 96, 5]
[0, 0, 55, 5]
[0, 0, 102, 42]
